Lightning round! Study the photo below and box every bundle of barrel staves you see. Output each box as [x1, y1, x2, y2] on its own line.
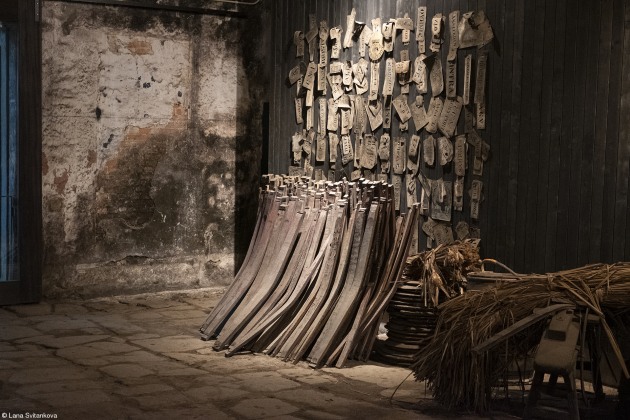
[200, 175, 419, 368]
[375, 240, 482, 366]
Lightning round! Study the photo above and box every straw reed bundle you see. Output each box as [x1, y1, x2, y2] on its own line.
[411, 262, 630, 412]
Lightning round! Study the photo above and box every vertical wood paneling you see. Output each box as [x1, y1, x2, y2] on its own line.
[267, 0, 630, 274]
[601, 0, 624, 262]
[619, 1, 630, 260]
[590, 0, 614, 263]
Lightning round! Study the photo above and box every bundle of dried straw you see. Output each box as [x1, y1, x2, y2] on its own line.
[411, 262, 630, 412]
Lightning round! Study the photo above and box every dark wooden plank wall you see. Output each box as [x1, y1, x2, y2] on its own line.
[267, 0, 630, 274]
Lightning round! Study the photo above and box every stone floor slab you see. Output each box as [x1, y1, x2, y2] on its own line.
[57, 345, 112, 360]
[15, 379, 104, 396]
[132, 335, 207, 353]
[33, 389, 112, 407]
[104, 350, 168, 364]
[19, 334, 111, 349]
[8, 367, 89, 385]
[112, 383, 175, 396]
[0, 326, 43, 340]
[230, 397, 300, 419]
[34, 317, 99, 332]
[6, 303, 52, 316]
[100, 363, 154, 379]
[184, 385, 250, 402]
[233, 371, 302, 392]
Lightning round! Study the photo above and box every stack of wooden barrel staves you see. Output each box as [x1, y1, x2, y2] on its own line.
[200, 175, 418, 368]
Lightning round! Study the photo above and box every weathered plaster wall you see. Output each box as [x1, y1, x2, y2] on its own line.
[41, 1, 267, 298]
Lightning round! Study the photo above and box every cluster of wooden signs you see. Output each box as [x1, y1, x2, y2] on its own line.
[288, 7, 493, 249]
[200, 176, 418, 368]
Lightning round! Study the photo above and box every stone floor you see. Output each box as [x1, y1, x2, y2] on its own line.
[0, 289, 620, 419]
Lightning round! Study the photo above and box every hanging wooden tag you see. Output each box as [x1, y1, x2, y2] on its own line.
[318, 97, 327, 134]
[419, 186, 430, 216]
[454, 135, 467, 176]
[352, 58, 367, 83]
[316, 134, 326, 162]
[383, 58, 395, 96]
[396, 60, 411, 86]
[393, 138, 407, 175]
[378, 133, 390, 162]
[354, 134, 363, 167]
[446, 59, 457, 98]
[328, 132, 339, 163]
[455, 220, 470, 240]
[383, 95, 392, 129]
[399, 14, 413, 44]
[359, 24, 369, 57]
[288, 65, 303, 85]
[369, 61, 380, 101]
[327, 98, 338, 132]
[431, 179, 452, 222]
[407, 174, 417, 206]
[393, 94, 412, 123]
[342, 61, 353, 88]
[458, 11, 494, 49]
[422, 216, 436, 239]
[454, 176, 464, 211]
[340, 109, 351, 135]
[438, 136, 453, 166]
[433, 223, 454, 245]
[361, 134, 378, 170]
[305, 83, 314, 108]
[341, 134, 353, 165]
[392, 175, 402, 211]
[469, 180, 483, 220]
[353, 96, 366, 136]
[306, 105, 313, 130]
[416, 6, 427, 53]
[474, 52, 487, 105]
[317, 65, 327, 94]
[430, 56, 444, 97]
[343, 8, 356, 49]
[476, 102, 486, 130]
[430, 14, 444, 52]
[481, 140, 490, 161]
[463, 54, 472, 105]
[319, 21, 329, 67]
[378, 172, 388, 183]
[369, 18, 384, 61]
[407, 153, 417, 174]
[366, 99, 383, 131]
[328, 169, 335, 182]
[411, 96, 428, 131]
[292, 132, 302, 163]
[438, 96, 463, 138]
[464, 105, 475, 133]
[409, 210, 419, 254]
[330, 26, 343, 60]
[424, 135, 436, 166]
[447, 11, 460, 61]
[382, 20, 394, 52]
[295, 98, 303, 125]
[408, 134, 421, 158]
[294, 31, 305, 58]
[412, 54, 428, 94]
[328, 74, 344, 101]
[288, 165, 302, 177]
[426, 96, 443, 133]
